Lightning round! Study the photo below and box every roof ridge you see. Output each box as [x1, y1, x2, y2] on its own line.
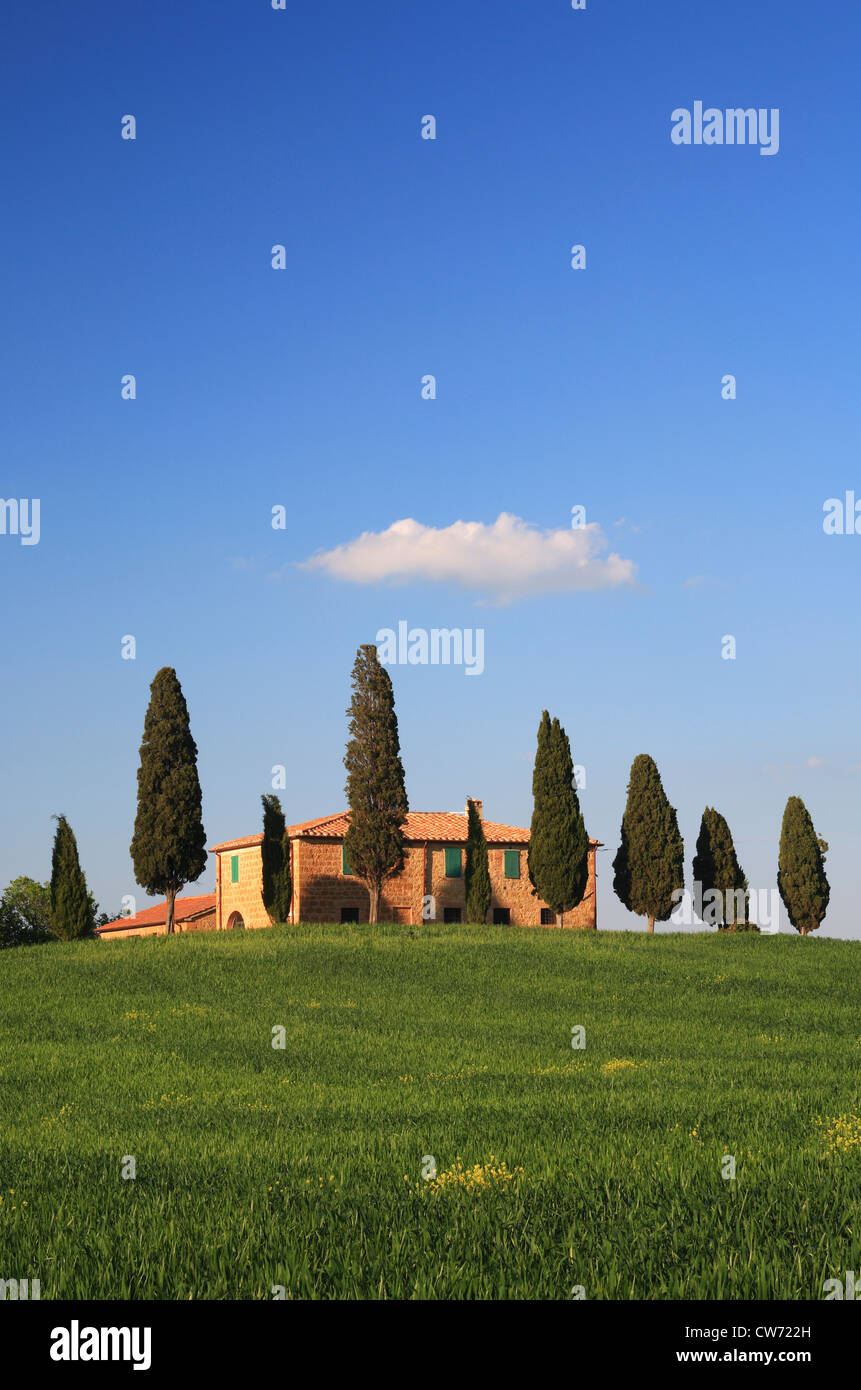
[214, 812, 602, 848]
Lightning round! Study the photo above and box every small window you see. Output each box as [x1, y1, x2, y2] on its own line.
[493, 908, 510, 925]
[230, 855, 239, 884]
[540, 909, 555, 926]
[444, 847, 462, 878]
[443, 907, 462, 924]
[340, 907, 359, 923]
[504, 850, 520, 879]
[342, 844, 353, 876]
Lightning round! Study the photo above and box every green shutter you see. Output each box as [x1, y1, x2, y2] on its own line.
[504, 850, 520, 879]
[342, 844, 353, 876]
[444, 847, 462, 878]
[230, 855, 239, 884]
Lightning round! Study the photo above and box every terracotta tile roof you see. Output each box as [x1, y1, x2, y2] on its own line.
[211, 814, 602, 853]
[95, 893, 216, 934]
[282, 811, 600, 847]
[209, 833, 264, 853]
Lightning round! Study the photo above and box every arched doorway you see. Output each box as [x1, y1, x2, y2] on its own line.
[227, 912, 245, 931]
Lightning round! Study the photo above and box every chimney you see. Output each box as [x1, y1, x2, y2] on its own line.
[466, 798, 483, 819]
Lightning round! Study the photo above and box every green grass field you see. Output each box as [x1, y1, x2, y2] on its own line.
[1, 924, 858, 1299]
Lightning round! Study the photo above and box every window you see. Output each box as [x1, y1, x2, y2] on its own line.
[340, 907, 359, 923]
[504, 850, 520, 879]
[493, 908, 510, 925]
[230, 855, 239, 884]
[540, 909, 555, 926]
[444, 847, 462, 878]
[227, 912, 245, 931]
[341, 844, 353, 876]
[443, 907, 462, 924]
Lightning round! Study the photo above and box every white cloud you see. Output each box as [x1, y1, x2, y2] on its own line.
[806, 756, 825, 768]
[299, 513, 636, 603]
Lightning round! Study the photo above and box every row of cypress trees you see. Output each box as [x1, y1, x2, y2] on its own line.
[329, 648, 834, 935]
[611, 754, 830, 935]
[94, 656, 835, 937]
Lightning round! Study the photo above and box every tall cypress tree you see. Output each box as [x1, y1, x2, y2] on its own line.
[527, 711, 590, 927]
[343, 644, 408, 924]
[130, 667, 207, 935]
[261, 793, 292, 924]
[50, 815, 93, 940]
[613, 754, 684, 934]
[692, 807, 748, 927]
[464, 799, 491, 924]
[777, 796, 830, 936]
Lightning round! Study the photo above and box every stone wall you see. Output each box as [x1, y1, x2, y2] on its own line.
[216, 843, 272, 931]
[177, 909, 217, 934]
[290, 838, 597, 928]
[294, 840, 425, 923]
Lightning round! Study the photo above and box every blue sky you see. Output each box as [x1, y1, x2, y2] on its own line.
[1, 0, 858, 935]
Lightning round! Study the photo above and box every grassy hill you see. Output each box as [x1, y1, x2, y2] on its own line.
[1, 923, 858, 1299]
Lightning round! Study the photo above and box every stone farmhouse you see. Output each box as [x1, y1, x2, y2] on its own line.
[97, 800, 600, 937]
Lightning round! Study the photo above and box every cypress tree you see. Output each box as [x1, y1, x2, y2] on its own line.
[692, 807, 748, 927]
[777, 796, 830, 936]
[343, 644, 408, 923]
[527, 711, 590, 927]
[130, 667, 207, 935]
[261, 794, 292, 924]
[50, 815, 93, 940]
[464, 799, 491, 924]
[613, 754, 684, 933]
